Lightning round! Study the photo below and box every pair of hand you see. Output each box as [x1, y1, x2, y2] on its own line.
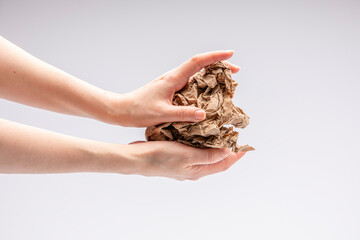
[0, 37, 246, 179]
[106, 50, 247, 181]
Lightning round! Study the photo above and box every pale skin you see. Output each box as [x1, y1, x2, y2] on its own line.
[0, 36, 246, 181]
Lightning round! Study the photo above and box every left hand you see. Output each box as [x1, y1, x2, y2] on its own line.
[106, 50, 240, 127]
[125, 140, 246, 181]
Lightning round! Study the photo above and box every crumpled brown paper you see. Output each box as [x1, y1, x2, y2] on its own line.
[145, 61, 254, 152]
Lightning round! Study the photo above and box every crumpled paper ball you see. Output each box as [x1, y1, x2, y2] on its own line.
[145, 61, 254, 152]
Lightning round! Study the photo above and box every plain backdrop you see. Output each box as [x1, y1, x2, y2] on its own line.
[0, 0, 359, 239]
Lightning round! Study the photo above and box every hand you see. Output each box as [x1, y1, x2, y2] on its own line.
[0, 117, 244, 177]
[106, 50, 240, 127]
[127, 141, 246, 181]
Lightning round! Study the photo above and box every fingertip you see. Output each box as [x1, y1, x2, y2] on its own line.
[223, 61, 240, 74]
[236, 151, 247, 159]
[213, 50, 234, 61]
[194, 109, 206, 121]
[223, 50, 234, 59]
[232, 66, 240, 73]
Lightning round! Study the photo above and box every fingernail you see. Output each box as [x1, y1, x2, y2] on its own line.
[226, 50, 234, 53]
[221, 148, 231, 158]
[194, 109, 206, 120]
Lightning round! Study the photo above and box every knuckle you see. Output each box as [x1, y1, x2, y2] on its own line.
[188, 176, 200, 181]
[190, 55, 202, 68]
[207, 150, 215, 164]
[176, 109, 186, 120]
[176, 178, 186, 182]
[165, 72, 175, 82]
[192, 165, 202, 175]
[186, 170, 202, 181]
[157, 70, 174, 81]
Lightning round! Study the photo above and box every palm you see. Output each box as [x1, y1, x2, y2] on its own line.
[122, 51, 240, 128]
[129, 140, 246, 181]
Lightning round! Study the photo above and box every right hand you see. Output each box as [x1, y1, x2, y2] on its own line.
[127, 141, 246, 181]
[104, 51, 240, 127]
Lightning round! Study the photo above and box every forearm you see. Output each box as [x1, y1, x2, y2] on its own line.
[0, 36, 125, 123]
[0, 118, 139, 174]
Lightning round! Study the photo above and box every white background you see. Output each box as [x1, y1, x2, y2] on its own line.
[0, 0, 359, 239]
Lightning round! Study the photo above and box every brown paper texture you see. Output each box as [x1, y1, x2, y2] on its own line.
[145, 61, 254, 152]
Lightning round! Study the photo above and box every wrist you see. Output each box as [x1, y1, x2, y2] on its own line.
[88, 142, 147, 175]
[94, 91, 131, 126]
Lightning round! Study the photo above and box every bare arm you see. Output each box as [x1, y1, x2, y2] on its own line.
[0, 36, 246, 179]
[0, 36, 240, 127]
[0, 118, 130, 174]
[0, 36, 118, 123]
[0, 118, 245, 180]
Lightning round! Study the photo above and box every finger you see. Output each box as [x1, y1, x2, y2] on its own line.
[197, 151, 246, 176]
[169, 50, 234, 91]
[165, 105, 206, 123]
[129, 141, 146, 145]
[188, 147, 232, 165]
[223, 60, 240, 73]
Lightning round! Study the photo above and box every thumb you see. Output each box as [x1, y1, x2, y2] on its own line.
[167, 106, 206, 122]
